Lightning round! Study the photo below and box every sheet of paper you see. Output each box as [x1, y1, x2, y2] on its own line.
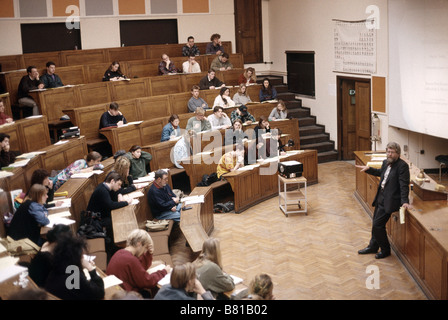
[230, 274, 243, 285]
[46, 216, 75, 228]
[9, 159, 30, 168]
[127, 191, 145, 199]
[47, 198, 72, 210]
[103, 275, 123, 289]
[70, 172, 94, 179]
[147, 264, 166, 274]
[181, 195, 204, 204]
[0, 264, 27, 283]
[158, 272, 171, 286]
[54, 140, 69, 145]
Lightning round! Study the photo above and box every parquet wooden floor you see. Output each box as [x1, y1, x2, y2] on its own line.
[169, 161, 428, 300]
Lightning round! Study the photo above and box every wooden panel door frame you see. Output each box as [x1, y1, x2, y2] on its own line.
[337, 76, 371, 160]
[234, 0, 263, 63]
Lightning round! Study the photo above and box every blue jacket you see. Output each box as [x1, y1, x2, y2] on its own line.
[161, 122, 181, 142]
[147, 183, 176, 218]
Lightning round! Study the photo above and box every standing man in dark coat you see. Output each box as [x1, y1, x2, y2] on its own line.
[356, 142, 411, 259]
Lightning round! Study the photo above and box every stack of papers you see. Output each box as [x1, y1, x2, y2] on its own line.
[70, 170, 103, 179]
[47, 198, 71, 210]
[8, 159, 30, 168]
[16, 151, 46, 160]
[0, 256, 27, 283]
[181, 195, 204, 205]
[47, 211, 75, 228]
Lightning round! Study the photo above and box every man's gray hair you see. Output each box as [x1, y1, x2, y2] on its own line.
[154, 169, 168, 180]
[386, 142, 401, 155]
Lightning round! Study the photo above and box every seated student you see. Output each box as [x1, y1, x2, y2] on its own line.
[238, 67, 256, 86]
[28, 224, 72, 287]
[45, 235, 105, 300]
[268, 100, 288, 120]
[161, 114, 181, 142]
[182, 36, 200, 57]
[188, 85, 209, 113]
[185, 107, 212, 133]
[52, 151, 103, 191]
[106, 229, 171, 297]
[216, 143, 245, 179]
[108, 156, 136, 195]
[29, 169, 63, 209]
[266, 128, 287, 158]
[253, 116, 271, 159]
[233, 83, 252, 105]
[213, 86, 235, 109]
[182, 54, 202, 74]
[154, 262, 214, 300]
[99, 102, 127, 130]
[158, 54, 178, 75]
[8, 184, 50, 246]
[125, 145, 152, 179]
[41, 61, 64, 88]
[17, 66, 44, 116]
[224, 119, 249, 145]
[230, 105, 255, 125]
[103, 61, 127, 81]
[0, 133, 16, 168]
[86, 172, 131, 257]
[259, 78, 278, 102]
[147, 169, 182, 222]
[246, 273, 275, 300]
[0, 99, 13, 125]
[206, 33, 225, 55]
[198, 70, 225, 90]
[207, 106, 231, 131]
[210, 52, 233, 72]
[172, 130, 195, 169]
[194, 238, 235, 299]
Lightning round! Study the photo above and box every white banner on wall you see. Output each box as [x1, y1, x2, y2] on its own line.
[333, 20, 376, 74]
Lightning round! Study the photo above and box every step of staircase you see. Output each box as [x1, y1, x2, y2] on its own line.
[300, 133, 330, 145]
[284, 100, 302, 109]
[317, 150, 339, 163]
[275, 84, 289, 94]
[301, 141, 335, 153]
[277, 92, 296, 101]
[299, 125, 325, 136]
[298, 116, 317, 127]
[287, 108, 311, 118]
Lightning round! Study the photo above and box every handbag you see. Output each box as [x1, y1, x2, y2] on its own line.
[146, 220, 169, 232]
[77, 211, 106, 239]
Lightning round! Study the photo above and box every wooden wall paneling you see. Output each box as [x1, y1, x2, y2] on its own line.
[63, 104, 108, 140]
[143, 140, 177, 171]
[60, 49, 107, 67]
[139, 118, 169, 146]
[148, 74, 183, 96]
[177, 113, 192, 129]
[405, 214, 423, 277]
[168, 92, 191, 115]
[199, 88, 221, 106]
[355, 156, 367, 202]
[31, 86, 77, 122]
[110, 77, 148, 102]
[107, 45, 147, 62]
[0, 55, 25, 72]
[125, 60, 159, 79]
[182, 72, 207, 92]
[1, 70, 26, 104]
[84, 62, 112, 84]
[423, 234, 445, 299]
[0, 122, 21, 152]
[215, 68, 244, 86]
[76, 82, 111, 107]
[19, 116, 51, 152]
[146, 44, 184, 59]
[23, 52, 62, 70]
[366, 174, 378, 216]
[56, 65, 87, 85]
[372, 76, 386, 113]
[113, 99, 140, 123]
[138, 95, 171, 120]
[0, 93, 12, 117]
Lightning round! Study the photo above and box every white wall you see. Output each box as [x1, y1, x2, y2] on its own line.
[264, 0, 447, 169]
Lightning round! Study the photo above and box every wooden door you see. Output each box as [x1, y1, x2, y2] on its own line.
[234, 0, 263, 63]
[338, 77, 371, 160]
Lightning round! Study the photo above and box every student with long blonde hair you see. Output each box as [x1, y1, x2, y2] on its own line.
[194, 238, 235, 299]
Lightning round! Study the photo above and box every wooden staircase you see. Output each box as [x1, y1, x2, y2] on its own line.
[258, 76, 338, 163]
